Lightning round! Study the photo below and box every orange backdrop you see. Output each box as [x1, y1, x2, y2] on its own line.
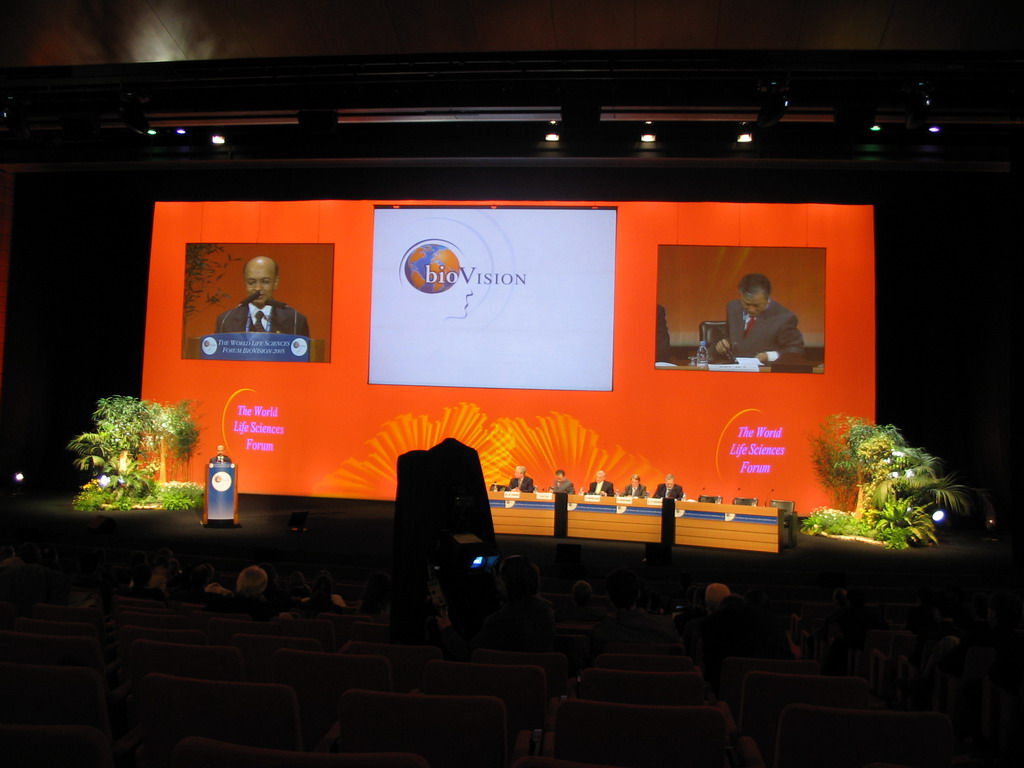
[142, 200, 875, 513]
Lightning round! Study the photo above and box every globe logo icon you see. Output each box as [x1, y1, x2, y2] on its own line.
[403, 241, 462, 294]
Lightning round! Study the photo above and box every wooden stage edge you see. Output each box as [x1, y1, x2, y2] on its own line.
[488, 491, 787, 554]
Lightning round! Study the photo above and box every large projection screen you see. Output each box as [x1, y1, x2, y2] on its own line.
[142, 200, 875, 512]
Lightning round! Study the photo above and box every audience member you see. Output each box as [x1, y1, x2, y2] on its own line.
[589, 568, 680, 657]
[298, 570, 348, 617]
[555, 580, 606, 624]
[204, 565, 279, 620]
[438, 555, 555, 658]
[359, 571, 392, 617]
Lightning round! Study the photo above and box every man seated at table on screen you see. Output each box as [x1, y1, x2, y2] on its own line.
[653, 474, 684, 499]
[586, 470, 615, 496]
[714, 273, 803, 364]
[507, 465, 535, 493]
[550, 469, 574, 494]
[622, 474, 647, 498]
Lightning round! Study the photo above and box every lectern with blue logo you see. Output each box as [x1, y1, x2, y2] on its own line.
[204, 459, 239, 528]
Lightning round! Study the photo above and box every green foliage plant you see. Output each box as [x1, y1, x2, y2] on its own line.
[156, 482, 205, 511]
[801, 508, 873, 538]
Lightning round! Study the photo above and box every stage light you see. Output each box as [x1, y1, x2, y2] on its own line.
[756, 80, 790, 128]
[640, 133, 656, 143]
[928, 125, 941, 133]
[211, 134, 226, 145]
[146, 128, 157, 136]
[119, 91, 151, 135]
[176, 128, 187, 135]
[545, 132, 560, 142]
[932, 509, 946, 523]
[97, 475, 111, 488]
[13, 472, 24, 483]
[870, 124, 881, 132]
[737, 129, 754, 143]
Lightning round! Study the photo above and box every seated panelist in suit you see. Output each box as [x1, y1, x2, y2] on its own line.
[586, 470, 615, 497]
[653, 474, 684, 500]
[622, 474, 648, 498]
[551, 469, 574, 494]
[714, 273, 803, 364]
[215, 255, 310, 336]
[507, 465, 535, 493]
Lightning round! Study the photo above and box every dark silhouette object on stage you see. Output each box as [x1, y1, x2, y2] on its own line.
[644, 542, 672, 567]
[86, 515, 116, 534]
[286, 511, 309, 533]
[771, 499, 798, 549]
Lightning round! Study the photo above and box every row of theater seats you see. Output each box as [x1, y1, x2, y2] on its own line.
[2, 592, 962, 768]
[789, 599, 1024, 758]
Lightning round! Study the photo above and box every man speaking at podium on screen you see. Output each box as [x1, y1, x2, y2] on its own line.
[714, 273, 802, 364]
[216, 256, 310, 337]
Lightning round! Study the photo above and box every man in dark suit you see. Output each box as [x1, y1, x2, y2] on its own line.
[714, 273, 802, 363]
[507, 465, 535, 493]
[653, 474, 684, 499]
[622, 474, 647, 498]
[586, 470, 614, 496]
[215, 256, 310, 336]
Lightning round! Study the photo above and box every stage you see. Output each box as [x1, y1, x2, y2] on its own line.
[1, 491, 1017, 598]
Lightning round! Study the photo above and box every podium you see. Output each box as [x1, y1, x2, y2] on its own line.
[204, 461, 239, 527]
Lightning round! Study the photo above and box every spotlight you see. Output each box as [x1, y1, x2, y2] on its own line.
[640, 133, 656, 143]
[736, 124, 754, 143]
[928, 125, 941, 133]
[119, 91, 151, 135]
[175, 128, 187, 135]
[544, 132, 560, 142]
[97, 475, 111, 488]
[931, 509, 946, 524]
[211, 134, 226, 145]
[756, 79, 790, 128]
[13, 472, 24, 483]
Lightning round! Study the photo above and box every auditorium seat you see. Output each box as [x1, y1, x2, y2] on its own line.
[118, 610, 191, 631]
[315, 613, 377, 649]
[273, 616, 336, 651]
[772, 704, 952, 768]
[472, 648, 571, 700]
[137, 672, 302, 768]
[0, 599, 15, 629]
[32, 602, 107, 641]
[117, 625, 206, 669]
[593, 653, 695, 672]
[602, 641, 685, 656]
[578, 668, 705, 706]
[0, 629, 115, 690]
[716, 656, 819, 715]
[337, 689, 506, 768]
[172, 735, 430, 768]
[341, 641, 441, 693]
[228, 633, 323, 682]
[0, 660, 112, 737]
[15, 615, 101, 639]
[737, 672, 871, 768]
[186, 610, 253, 632]
[272, 648, 393, 752]
[126, 639, 245, 724]
[349, 621, 391, 643]
[422, 659, 547, 754]
[207, 616, 280, 645]
[0, 723, 115, 768]
[543, 699, 727, 768]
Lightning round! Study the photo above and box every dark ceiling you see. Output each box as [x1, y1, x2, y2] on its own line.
[1, 0, 1021, 169]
